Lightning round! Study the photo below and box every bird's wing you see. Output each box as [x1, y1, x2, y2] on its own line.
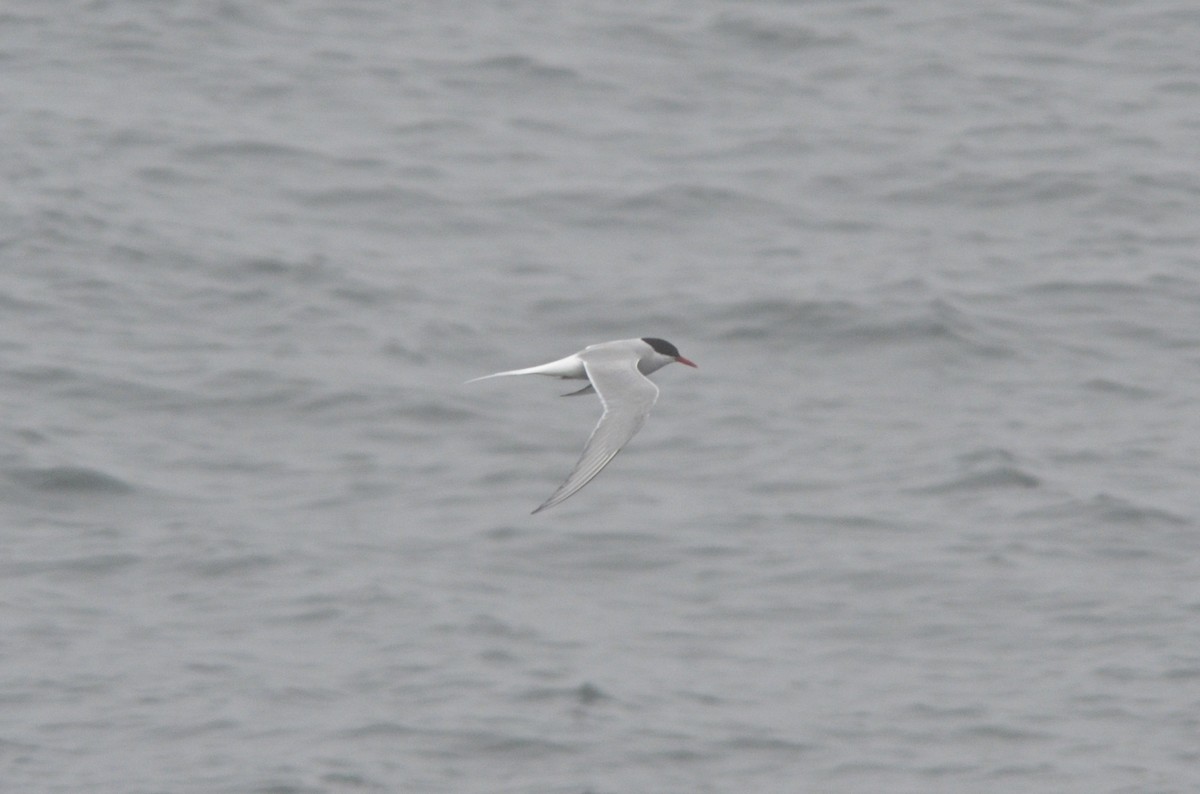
[532, 350, 660, 513]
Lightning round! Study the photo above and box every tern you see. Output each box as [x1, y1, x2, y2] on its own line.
[467, 337, 698, 513]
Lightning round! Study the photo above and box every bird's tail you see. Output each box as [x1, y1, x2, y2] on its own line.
[465, 363, 564, 384]
[465, 354, 585, 384]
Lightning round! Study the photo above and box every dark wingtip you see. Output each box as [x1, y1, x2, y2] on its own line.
[641, 337, 681, 357]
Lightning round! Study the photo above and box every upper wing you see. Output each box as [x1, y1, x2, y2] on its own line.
[531, 351, 660, 513]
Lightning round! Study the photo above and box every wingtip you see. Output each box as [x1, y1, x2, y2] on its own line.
[531, 492, 564, 514]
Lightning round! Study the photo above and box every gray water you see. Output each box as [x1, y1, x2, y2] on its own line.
[3, 2, 1199, 792]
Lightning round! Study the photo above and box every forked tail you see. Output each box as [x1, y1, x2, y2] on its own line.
[465, 364, 558, 384]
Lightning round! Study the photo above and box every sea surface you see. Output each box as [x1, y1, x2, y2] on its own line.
[3, 2, 1200, 792]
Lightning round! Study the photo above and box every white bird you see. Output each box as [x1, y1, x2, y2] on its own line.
[467, 337, 698, 513]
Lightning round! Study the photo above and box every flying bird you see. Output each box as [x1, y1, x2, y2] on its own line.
[467, 337, 697, 513]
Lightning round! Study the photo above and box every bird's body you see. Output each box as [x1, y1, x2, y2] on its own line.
[467, 337, 697, 513]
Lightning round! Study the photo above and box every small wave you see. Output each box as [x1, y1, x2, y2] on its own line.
[781, 512, 911, 532]
[1085, 494, 1189, 527]
[613, 183, 790, 222]
[286, 184, 447, 211]
[1159, 79, 1200, 96]
[8, 465, 134, 494]
[1020, 493, 1189, 529]
[461, 731, 573, 757]
[1082, 378, 1158, 399]
[885, 169, 1101, 208]
[845, 298, 1017, 358]
[915, 448, 1041, 494]
[184, 554, 277, 578]
[917, 466, 1041, 494]
[518, 681, 609, 706]
[711, 13, 858, 49]
[180, 139, 317, 162]
[712, 297, 859, 342]
[194, 369, 315, 410]
[1022, 278, 1149, 300]
[471, 54, 581, 82]
[713, 294, 1015, 359]
[340, 721, 418, 739]
[723, 734, 814, 754]
[0, 289, 49, 314]
[962, 723, 1051, 742]
[5, 553, 141, 577]
[596, 21, 689, 55]
[1021, 277, 1199, 350]
[502, 183, 790, 231]
[394, 399, 475, 424]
